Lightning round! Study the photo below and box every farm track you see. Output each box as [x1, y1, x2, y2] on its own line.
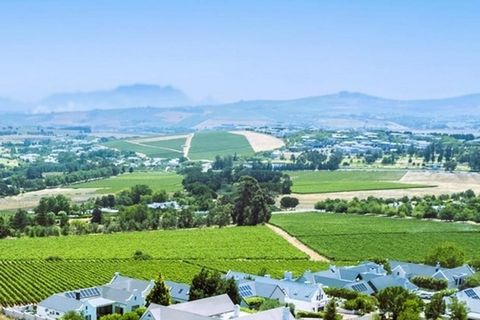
[126, 140, 183, 154]
[266, 223, 329, 262]
[183, 133, 194, 158]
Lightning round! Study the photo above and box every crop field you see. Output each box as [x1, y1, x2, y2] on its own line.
[0, 226, 328, 306]
[72, 171, 183, 193]
[103, 138, 185, 158]
[270, 213, 480, 262]
[188, 132, 254, 160]
[288, 170, 431, 194]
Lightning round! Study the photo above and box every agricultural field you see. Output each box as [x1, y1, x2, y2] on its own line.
[72, 171, 183, 194]
[103, 137, 185, 158]
[188, 131, 254, 160]
[288, 170, 431, 194]
[270, 212, 480, 262]
[0, 225, 328, 306]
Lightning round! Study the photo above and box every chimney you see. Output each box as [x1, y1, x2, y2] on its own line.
[233, 304, 240, 318]
[75, 291, 81, 300]
[284, 271, 293, 281]
[283, 306, 291, 320]
[435, 262, 441, 272]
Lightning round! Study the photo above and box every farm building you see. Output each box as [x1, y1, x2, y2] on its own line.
[141, 294, 294, 320]
[454, 287, 480, 320]
[37, 273, 154, 320]
[225, 271, 328, 312]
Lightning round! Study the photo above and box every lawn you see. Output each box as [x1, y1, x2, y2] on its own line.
[288, 170, 431, 194]
[188, 131, 254, 160]
[72, 171, 183, 193]
[270, 212, 480, 262]
[103, 138, 185, 158]
[0, 225, 328, 306]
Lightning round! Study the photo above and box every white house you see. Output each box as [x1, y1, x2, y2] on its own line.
[225, 271, 328, 312]
[454, 287, 480, 320]
[37, 273, 154, 320]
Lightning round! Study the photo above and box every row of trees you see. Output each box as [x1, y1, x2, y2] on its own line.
[315, 190, 480, 223]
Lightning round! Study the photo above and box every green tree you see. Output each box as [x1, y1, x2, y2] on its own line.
[425, 243, 465, 268]
[425, 293, 446, 320]
[189, 268, 240, 304]
[377, 287, 422, 320]
[233, 176, 270, 226]
[146, 273, 171, 306]
[398, 299, 422, 320]
[324, 299, 341, 320]
[60, 311, 84, 320]
[280, 196, 299, 209]
[91, 207, 103, 224]
[449, 297, 467, 320]
[10, 209, 29, 230]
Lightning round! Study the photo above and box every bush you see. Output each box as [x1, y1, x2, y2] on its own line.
[460, 273, 480, 290]
[280, 196, 299, 209]
[245, 297, 265, 310]
[45, 256, 64, 262]
[296, 311, 324, 318]
[132, 250, 152, 260]
[324, 287, 359, 300]
[411, 276, 448, 291]
[425, 242, 465, 268]
[343, 295, 378, 314]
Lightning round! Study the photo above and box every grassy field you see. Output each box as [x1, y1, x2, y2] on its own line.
[270, 212, 480, 262]
[288, 170, 431, 194]
[103, 138, 185, 158]
[188, 132, 254, 160]
[72, 171, 183, 193]
[0, 226, 329, 305]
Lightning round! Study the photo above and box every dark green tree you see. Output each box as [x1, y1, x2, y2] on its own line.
[10, 209, 29, 230]
[449, 297, 467, 320]
[233, 176, 270, 226]
[425, 243, 465, 268]
[425, 293, 446, 320]
[91, 207, 103, 224]
[189, 268, 240, 304]
[146, 273, 171, 306]
[324, 298, 341, 320]
[377, 287, 423, 320]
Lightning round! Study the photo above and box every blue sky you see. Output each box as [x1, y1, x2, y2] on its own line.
[0, 0, 479, 102]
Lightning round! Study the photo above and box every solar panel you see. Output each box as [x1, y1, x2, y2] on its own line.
[465, 289, 479, 300]
[239, 285, 253, 297]
[352, 283, 368, 292]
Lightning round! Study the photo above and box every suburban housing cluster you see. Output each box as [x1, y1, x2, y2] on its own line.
[3, 260, 478, 320]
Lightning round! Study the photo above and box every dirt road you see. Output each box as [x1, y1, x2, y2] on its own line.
[266, 223, 329, 262]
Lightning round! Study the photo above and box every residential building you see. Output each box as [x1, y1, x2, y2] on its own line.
[225, 271, 328, 312]
[454, 287, 480, 320]
[37, 273, 154, 320]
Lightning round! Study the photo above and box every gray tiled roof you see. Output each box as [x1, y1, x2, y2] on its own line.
[169, 294, 235, 316]
[226, 271, 320, 302]
[240, 307, 295, 320]
[108, 274, 152, 293]
[146, 305, 211, 320]
[39, 294, 85, 313]
[165, 280, 190, 302]
[367, 275, 418, 292]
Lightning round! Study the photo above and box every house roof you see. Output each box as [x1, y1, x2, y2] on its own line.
[390, 261, 474, 284]
[165, 280, 190, 302]
[168, 294, 235, 316]
[367, 275, 418, 293]
[240, 307, 295, 320]
[226, 271, 320, 302]
[39, 294, 85, 313]
[108, 274, 152, 293]
[99, 286, 133, 302]
[145, 305, 211, 320]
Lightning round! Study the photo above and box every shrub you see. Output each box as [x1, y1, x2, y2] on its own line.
[411, 276, 448, 291]
[296, 311, 324, 318]
[45, 256, 64, 262]
[132, 250, 152, 260]
[324, 287, 359, 300]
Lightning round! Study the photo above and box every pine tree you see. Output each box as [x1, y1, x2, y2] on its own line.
[324, 299, 341, 320]
[146, 273, 171, 306]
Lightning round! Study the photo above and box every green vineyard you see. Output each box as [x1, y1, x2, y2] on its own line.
[0, 258, 329, 306]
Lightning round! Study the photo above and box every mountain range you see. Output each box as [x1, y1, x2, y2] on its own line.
[1, 85, 480, 132]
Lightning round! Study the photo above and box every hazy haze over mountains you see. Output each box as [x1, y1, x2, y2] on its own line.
[1, 86, 480, 132]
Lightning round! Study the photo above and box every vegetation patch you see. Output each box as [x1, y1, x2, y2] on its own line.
[72, 171, 183, 193]
[188, 132, 254, 160]
[103, 138, 185, 158]
[270, 213, 480, 262]
[288, 170, 430, 194]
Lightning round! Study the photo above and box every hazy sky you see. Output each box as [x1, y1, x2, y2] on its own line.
[0, 0, 479, 102]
